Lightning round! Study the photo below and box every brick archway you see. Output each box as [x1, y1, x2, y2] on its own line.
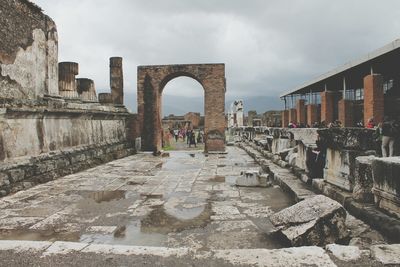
[137, 64, 226, 152]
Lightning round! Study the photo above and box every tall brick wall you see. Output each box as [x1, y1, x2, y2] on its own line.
[364, 74, 384, 125]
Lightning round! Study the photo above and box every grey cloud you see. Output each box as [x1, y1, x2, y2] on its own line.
[34, 0, 400, 112]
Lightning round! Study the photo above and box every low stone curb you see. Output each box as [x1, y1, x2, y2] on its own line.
[238, 141, 400, 243]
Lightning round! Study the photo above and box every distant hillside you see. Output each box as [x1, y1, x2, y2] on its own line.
[122, 91, 283, 115]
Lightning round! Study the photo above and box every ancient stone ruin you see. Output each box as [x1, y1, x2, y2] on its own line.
[0, 0, 138, 197]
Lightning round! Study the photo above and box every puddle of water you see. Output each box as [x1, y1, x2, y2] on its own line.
[88, 190, 126, 203]
[80, 221, 167, 247]
[141, 204, 212, 235]
[209, 175, 226, 183]
[0, 229, 80, 243]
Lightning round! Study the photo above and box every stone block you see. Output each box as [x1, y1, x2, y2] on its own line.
[372, 157, 400, 218]
[270, 195, 347, 246]
[324, 148, 365, 192]
[371, 244, 400, 265]
[353, 156, 375, 203]
[235, 170, 268, 187]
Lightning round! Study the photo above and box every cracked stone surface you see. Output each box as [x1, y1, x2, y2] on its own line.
[0, 147, 294, 250]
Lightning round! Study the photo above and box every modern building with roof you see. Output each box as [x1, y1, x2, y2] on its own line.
[280, 39, 400, 127]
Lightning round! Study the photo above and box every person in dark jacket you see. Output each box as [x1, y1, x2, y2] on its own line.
[381, 116, 399, 157]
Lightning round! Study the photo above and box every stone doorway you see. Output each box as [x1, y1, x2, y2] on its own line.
[137, 64, 226, 152]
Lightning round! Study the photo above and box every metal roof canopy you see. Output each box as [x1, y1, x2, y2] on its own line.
[280, 39, 400, 98]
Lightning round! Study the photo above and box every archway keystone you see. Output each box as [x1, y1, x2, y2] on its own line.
[137, 64, 226, 152]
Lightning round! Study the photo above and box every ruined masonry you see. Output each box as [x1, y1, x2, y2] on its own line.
[0, 0, 138, 197]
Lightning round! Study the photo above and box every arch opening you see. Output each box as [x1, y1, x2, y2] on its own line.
[161, 76, 205, 151]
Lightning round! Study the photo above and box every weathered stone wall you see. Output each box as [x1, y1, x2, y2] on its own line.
[0, 1, 138, 197]
[0, 0, 58, 99]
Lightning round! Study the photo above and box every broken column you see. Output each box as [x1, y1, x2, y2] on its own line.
[77, 78, 97, 102]
[110, 57, 124, 106]
[364, 74, 384, 125]
[270, 195, 347, 246]
[58, 62, 79, 99]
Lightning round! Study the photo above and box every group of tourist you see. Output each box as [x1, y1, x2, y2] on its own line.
[169, 128, 204, 147]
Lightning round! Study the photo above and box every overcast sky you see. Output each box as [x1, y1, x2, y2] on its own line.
[33, 0, 400, 112]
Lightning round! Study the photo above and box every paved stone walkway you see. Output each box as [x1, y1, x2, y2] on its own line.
[0, 146, 398, 266]
[0, 147, 292, 250]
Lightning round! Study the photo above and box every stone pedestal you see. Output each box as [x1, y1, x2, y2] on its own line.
[59, 62, 79, 99]
[372, 157, 400, 218]
[324, 148, 364, 191]
[353, 156, 375, 203]
[364, 74, 384, 125]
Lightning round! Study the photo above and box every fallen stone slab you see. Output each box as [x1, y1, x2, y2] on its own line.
[370, 244, 400, 265]
[269, 195, 347, 246]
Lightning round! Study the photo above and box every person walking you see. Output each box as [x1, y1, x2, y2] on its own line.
[381, 116, 398, 157]
[173, 129, 179, 142]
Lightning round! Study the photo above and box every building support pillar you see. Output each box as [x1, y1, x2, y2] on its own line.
[296, 99, 306, 125]
[307, 104, 318, 126]
[338, 99, 354, 127]
[58, 62, 79, 99]
[364, 74, 384, 125]
[321, 91, 334, 124]
[282, 110, 289, 128]
[110, 57, 124, 106]
[288, 108, 297, 124]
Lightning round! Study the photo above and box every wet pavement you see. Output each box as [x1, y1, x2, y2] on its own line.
[0, 147, 293, 250]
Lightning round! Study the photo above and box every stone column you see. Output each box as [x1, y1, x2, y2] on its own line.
[77, 78, 97, 102]
[282, 110, 289, 128]
[307, 104, 318, 126]
[364, 74, 384, 125]
[338, 99, 354, 127]
[320, 91, 334, 124]
[110, 57, 124, 105]
[98, 93, 113, 104]
[296, 99, 306, 125]
[288, 108, 297, 124]
[58, 62, 79, 99]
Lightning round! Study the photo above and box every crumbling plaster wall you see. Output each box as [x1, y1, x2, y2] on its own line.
[0, 0, 58, 99]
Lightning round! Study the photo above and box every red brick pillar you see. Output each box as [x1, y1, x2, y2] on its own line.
[338, 99, 354, 127]
[288, 108, 297, 124]
[282, 110, 289, 128]
[296, 99, 306, 125]
[307, 104, 318, 126]
[364, 74, 384, 125]
[321, 91, 334, 124]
